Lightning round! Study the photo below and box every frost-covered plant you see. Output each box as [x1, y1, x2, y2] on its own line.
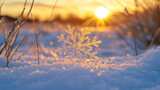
[109, 0, 160, 55]
[57, 26, 101, 59]
[0, 0, 34, 67]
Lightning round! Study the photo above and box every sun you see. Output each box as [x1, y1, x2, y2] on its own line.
[95, 6, 110, 19]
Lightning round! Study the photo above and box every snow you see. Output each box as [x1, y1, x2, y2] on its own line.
[140, 47, 160, 68]
[0, 47, 160, 90]
[0, 24, 159, 90]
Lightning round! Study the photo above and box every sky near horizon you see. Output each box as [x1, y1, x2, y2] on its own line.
[0, 0, 143, 21]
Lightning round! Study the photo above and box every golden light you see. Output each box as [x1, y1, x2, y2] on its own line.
[95, 6, 110, 19]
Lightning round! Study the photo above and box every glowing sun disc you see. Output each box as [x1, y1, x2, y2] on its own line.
[95, 6, 110, 19]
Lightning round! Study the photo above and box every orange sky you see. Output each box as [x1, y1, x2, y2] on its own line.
[0, 0, 150, 21]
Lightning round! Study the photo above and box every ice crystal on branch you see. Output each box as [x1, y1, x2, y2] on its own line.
[57, 26, 101, 59]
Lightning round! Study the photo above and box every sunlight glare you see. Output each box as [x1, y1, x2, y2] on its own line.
[95, 6, 110, 19]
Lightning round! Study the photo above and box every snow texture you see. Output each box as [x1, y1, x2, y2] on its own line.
[0, 47, 160, 90]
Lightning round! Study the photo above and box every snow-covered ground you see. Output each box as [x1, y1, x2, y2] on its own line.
[0, 46, 160, 90]
[0, 28, 160, 90]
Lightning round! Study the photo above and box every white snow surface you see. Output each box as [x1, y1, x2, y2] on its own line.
[0, 47, 160, 90]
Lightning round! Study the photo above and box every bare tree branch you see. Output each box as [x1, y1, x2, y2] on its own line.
[0, 0, 35, 67]
[20, 0, 28, 17]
